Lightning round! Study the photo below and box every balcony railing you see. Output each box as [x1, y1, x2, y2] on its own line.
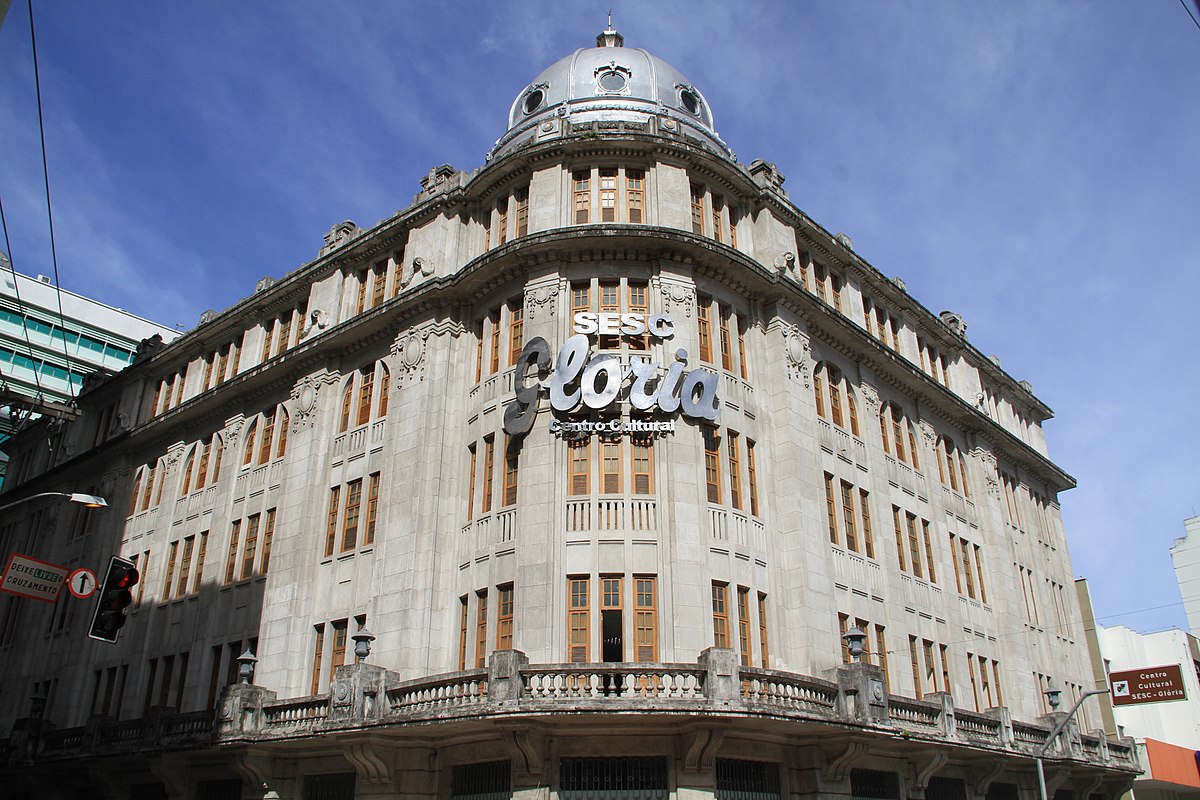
[11, 651, 1138, 779]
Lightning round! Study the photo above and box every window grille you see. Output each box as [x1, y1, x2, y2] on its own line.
[302, 773, 356, 800]
[560, 757, 668, 800]
[987, 784, 1019, 800]
[716, 759, 780, 800]
[451, 761, 512, 800]
[927, 778, 967, 800]
[196, 779, 243, 800]
[850, 769, 900, 800]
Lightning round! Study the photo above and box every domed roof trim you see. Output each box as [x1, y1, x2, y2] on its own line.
[491, 30, 732, 161]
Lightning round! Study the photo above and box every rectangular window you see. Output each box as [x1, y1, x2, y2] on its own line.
[372, 259, 387, 308]
[356, 368, 374, 427]
[497, 585, 514, 651]
[601, 441, 622, 494]
[310, 625, 324, 694]
[330, 620, 347, 686]
[569, 439, 590, 495]
[626, 169, 644, 223]
[923, 520, 937, 583]
[906, 513, 923, 578]
[503, 437, 519, 506]
[497, 198, 509, 245]
[573, 170, 591, 223]
[874, 625, 889, 692]
[711, 583, 730, 648]
[458, 596, 469, 671]
[599, 281, 620, 349]
[508, 300, 524, 366]
[893, 506, 906, 571]
[697, 295, 713, 363]
[475, 591, 488, 668]
[193, 533, 207, 591]
[746, 440, 760, 517]
[634, 577, 657, 662]
[515, 187, 529, 237]
[466, 444, 477, 522]
[718, 304, 733, 370]
[712, 195, 724, 243]
[276, 311, 292, 357]
[704, 427, 722, 504]
[939, 644, 952, 694]
[859, 490, 875, 559]
[628, 281, 649, 350]
[324, 487, 341, 558]
[342, 479, 363, 551]
[727, 432, 742, 511]
[364, 474, 380, 546]
[568, 577, 590, 663]
[758, 594, 769, 668]
[825, 474, 839, 544]
[224, 522, 240, 585]
[974, 544, 987, 604]
[482, 436, 495, 512]
[632, 436, 654, 495]
[736, 318, 749, 379]
[736, 587, 751, 666]
[260, 511, 275, 574]
[909, 636, 923, 699]
[176, 536, 195, 598]
[488, 308, 501, 375]
[690, 184, 705, 235]
[163, 540, 179, 601]
[599, 168, 617, 222]
[240, 514, 260, 580]
[841, 480, 858, 552]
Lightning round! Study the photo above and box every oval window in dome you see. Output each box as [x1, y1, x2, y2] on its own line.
[597, 70, 627, 93]
[522, 89, 545, 115]
[679, 89, 700, 115]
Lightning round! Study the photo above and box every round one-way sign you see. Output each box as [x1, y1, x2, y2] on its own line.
[67, 568, 98, 599]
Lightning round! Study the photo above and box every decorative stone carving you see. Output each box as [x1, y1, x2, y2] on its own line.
[399, 257, 434, 289]
[749, 159, 786, 190]
[859, 383, 879, 415]
[1019, 379, 1034, 394]
[254, 276, 276, 293]
[834, 232, 854, 250]
[784, 326, 811, 387]
[163, 442, 186, 472]
[112, 411, 130, 437]
[299, 309, 329, 340]
[133, 334, 165, 364]
[659, 282, 694, 318]
[198, 309, 219, 326]
[773, 251, 796, 276]
[525, 282, 558, 321]
[940, 310, 967, 339]
[392, 328, 430, 383]
[223, 415, 245, 443]
[891, 276, 907, 292]
[320, 221, 363, 257]
[919, 420, 937, 448]
[975, 448, 1000, 499]
[419, 164, 456, 194]
[290, 373, 338, 431]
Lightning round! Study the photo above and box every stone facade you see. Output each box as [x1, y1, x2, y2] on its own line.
[0, 25, 1135, 800]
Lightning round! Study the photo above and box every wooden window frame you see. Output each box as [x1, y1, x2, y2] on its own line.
[711, 582, 730, 649]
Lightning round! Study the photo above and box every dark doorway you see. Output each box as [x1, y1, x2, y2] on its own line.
[601, 609, 623, 661]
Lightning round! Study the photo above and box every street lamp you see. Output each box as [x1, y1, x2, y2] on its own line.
[0, 492, 108, 514]
[1035, 686, 1108, 800]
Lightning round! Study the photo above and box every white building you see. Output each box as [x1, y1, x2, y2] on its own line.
[0, 25, 1137, 800]
[0, 256, 179, 479]
[1171, 516, 1200, 636]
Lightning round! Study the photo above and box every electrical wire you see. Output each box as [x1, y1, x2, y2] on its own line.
[0, 194, 50, 406]
[26, 0, 79, 400]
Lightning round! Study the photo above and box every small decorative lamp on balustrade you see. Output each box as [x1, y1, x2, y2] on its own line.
[1044, 682, 1062, 711]
[352, 627, 376, 663]
[842, 626, 867, 663]
[237, 649, 258, 685]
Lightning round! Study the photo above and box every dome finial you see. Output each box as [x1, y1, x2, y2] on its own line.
[597, 12, 624, 47]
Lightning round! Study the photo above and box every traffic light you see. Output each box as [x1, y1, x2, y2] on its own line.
[88, 556, 139, 643]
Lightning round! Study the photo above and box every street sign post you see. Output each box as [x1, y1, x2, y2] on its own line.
[0, 553, 68, 603]
[1109, 664, 1187, 706]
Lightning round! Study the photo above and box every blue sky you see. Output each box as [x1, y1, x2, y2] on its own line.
[1, 2, 1197, 632]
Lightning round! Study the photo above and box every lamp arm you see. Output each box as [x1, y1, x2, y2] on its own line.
[1036, 688, 1109, 757]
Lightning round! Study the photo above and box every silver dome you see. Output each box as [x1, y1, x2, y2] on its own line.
[491, 26, 731, 159]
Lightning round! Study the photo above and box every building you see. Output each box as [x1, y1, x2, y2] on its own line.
[0, 255, 180, 480]
[1171, 516, 1200, 635]
[1074, 554, 1200, 800]
[0, 25, 1137, 800]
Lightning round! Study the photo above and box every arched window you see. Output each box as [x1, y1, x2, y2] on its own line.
[197, 439, 212, 488]
[814, 362, 860, 437]
[879, 402, 920, 470]
[128, 469, 144, 517]
[339, 380, 354, 433]
[936, 435, 970, 496]
[276, 409, 290, 459]
[356, 366, 374, 427]
[180, 447, 197, 497]
[377, 365, 390, 418]
[258, 409, 276, 466]
[242, 421, 258, 466]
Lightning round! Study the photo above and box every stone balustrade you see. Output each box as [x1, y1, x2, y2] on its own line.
[5, 650, 1139, 774]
